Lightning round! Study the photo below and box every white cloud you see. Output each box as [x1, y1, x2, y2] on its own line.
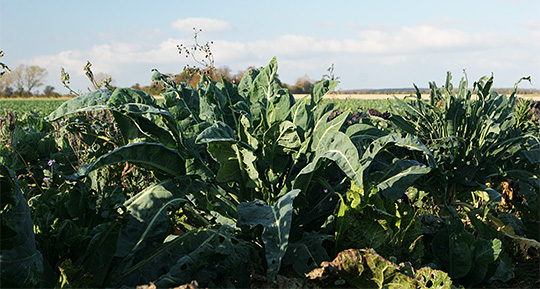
[170, 18, 232, 33]
[25, 23, 540, 90]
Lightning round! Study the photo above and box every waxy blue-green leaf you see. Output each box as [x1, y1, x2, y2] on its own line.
[359, 133, 436, 190]
[198, 79, 229, 123]
[237, 113, 259, 149]
[68, 142, 185, 180]
[106, 178, 191, 286]
[112, 111, 176, 147]
[248, 56, 278, 104]
[267, 90, 295, 124]
[263, 121, 301, 153]
[311, 79, 339, 106]
[237, 189, 300, 283]
[263, 121, 302, 192]
[117, 178, 189, 257]
[312, 109, 349, 152]
[376, 159, 433, 200]
[206, 142, 260, 192]
[289, 96, 312, 137]
[195, 121, 237, 144]
[142, 228, 255, 288]
[464, 238, 502, 285]
[432, 229, 474, 279]
[0, 164, 44, 287]
[80, 221, 122, 287]
[108, 87, 157, 107]
[163, 83, 200, 118]
[282, 232, 331, 276]
[46, 89, 112, 121]
[295, 130, 362, 192]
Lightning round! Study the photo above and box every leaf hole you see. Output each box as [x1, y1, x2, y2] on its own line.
[180, 264, 188, 270]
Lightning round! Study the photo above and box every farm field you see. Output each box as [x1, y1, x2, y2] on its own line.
[0, 95, 400, 117]
[1, 59, 539, 288]
[3, 93, 539, 117]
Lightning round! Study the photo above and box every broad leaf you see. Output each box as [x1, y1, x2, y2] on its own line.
[46, 89, 112, 121]
[106, 178, 191, 285]
[295, 130, 362, 191]
[0, 164, 44, 287]
[376, 159, 432, 200]
[68, 142, 185, 180]
[146, 228, 255, 288]
[465, 238, 502, 285]
[311, 79, 338, 106]
[206, 142, 261, 194]
[108, 87, 157, 107]
[195, 121, 237, 144]
[282, 232, 331, 276]
[237, 189, 300, 283]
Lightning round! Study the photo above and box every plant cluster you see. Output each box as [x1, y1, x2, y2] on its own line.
[1, 58, 539, 288]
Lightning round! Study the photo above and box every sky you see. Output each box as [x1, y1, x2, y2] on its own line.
[1, 0, 539, 93]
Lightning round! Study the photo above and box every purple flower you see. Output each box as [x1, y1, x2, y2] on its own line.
[323, 189, 329, 193]
[43, 177, 51, 182]
[59, 120, 65, 125]
[48, 159, 56, 166]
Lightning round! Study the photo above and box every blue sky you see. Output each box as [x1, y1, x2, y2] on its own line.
[1, 0, 539, 92]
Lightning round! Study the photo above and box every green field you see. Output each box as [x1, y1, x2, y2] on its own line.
[0, 96, 398, 116]
[0, 98, 70, 116]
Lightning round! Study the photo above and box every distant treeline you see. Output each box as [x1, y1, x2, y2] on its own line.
[342, 88, 540, 95]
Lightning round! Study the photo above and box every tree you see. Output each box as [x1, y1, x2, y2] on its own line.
[43, 85, 60, 97]
[10, 64, 48, 95]
[288, 74, 315, 94]
[25, 65, 47, 94]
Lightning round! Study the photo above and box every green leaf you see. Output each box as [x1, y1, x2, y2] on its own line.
[359, 133, 435, 191]
[112, 111, 176, 147]
[289, 96, 313, 138]
[162, 83, 200, 119]
[415, 266, 454, 288]
[145, 228, 255, 288]
[267, 90, 295, 124]
[195, 121, 237, 144]
[206, 142, 261, 193]
[237, 189, 300, 283]
[118, 178, 189, 257]
[46, 89, 112, 121]
[311, 109, 349, 152]
[108, 87, 157, 107]
[80, 221, 122, 287]
[282, 232, 331, 276]
[0, 164, 44, 287]
[106, 178, 191, 286]
[376, 159, 432, 200]
[248, 57, 278, 104]
[465, 238, 502, 285]
[264, 121, 301, 153]
[311, 79, 338, 106]
[432, 229, 473, 279]
[68, 143, 185, 180]
[295, 130, 362, 191]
